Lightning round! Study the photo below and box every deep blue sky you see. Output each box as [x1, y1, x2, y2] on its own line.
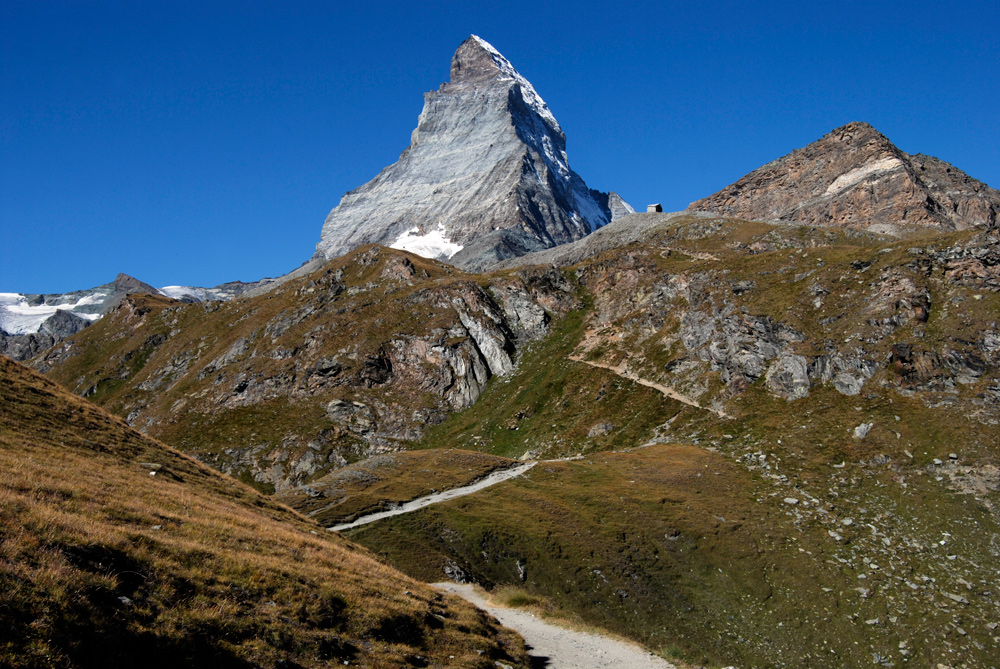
[3, 0, 998, 293]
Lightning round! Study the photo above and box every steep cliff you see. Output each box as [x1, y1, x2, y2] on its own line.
[315, 36, 621, 271]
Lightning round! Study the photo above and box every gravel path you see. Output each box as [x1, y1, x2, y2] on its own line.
[328, 462, 536, 532]
[570, 355, 729, 418]
[433, 582, 677, 669]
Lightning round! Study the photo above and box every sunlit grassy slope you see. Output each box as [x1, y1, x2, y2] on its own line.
[345, 218, 1000, 667]
[0, 356, 528, 668]
[351, 441, 1000, 667]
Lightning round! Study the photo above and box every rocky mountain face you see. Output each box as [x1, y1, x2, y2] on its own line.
[32, 247, 578, 493]
[689, 122, 1000, 234]
[314, 36, 624, 272]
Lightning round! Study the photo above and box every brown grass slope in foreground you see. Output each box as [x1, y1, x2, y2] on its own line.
[0, 356, 528, 668]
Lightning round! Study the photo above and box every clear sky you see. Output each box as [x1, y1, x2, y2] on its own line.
[2, 0, 998, 294]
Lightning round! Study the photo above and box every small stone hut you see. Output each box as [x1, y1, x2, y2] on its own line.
[647, 203, 663, 213]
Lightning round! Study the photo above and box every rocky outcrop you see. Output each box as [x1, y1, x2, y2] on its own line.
[573, 227, 1000, 409]
[688, 122, 1000, 233]
[764, 354, 811, 400]
[34, 249, 579, 492]
[314, 35, 624, 271]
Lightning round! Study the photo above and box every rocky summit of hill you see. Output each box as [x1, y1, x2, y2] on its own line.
[314, 35, 625, 272]
[688, 121, 1000, 234]
[0, 355, 529, 668]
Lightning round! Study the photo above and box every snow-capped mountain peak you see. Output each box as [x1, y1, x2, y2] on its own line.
[314, 35, 629, 271]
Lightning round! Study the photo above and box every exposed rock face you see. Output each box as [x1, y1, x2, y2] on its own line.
[688, 122, 1000, 233]
[34, 249, 580, 492]
[315, 35, 623, 271]
[591, 190, 636, 223]
[765, 354, 811, 400]
[568, 218, 1000, 414]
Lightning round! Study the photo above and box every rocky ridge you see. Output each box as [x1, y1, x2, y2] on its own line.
[688, 122, 1000, 234]
[314, 35, 623, 272]
[32, 247, 578, 492]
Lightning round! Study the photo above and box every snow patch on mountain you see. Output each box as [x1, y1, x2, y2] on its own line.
[390, 223, 464, 260]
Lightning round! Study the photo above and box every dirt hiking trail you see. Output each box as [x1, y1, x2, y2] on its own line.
[434, 582, 677, 669]
[328, 462, 536, 532]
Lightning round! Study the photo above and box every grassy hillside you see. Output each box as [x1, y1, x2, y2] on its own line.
[0, 356, 528, 668]
[32, 246, 578, 495]
[349, 441, 1000, 667]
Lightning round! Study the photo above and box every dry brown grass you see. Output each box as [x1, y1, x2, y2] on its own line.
[0, 357, 528, 668]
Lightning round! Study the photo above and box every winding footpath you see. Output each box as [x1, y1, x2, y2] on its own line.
[569, 355, 730, 419]
[327, 461, 536, 532]
[434, 582, 676, 669]
[326, 454, 678, 667]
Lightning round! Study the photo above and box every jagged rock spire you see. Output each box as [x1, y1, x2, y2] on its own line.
[314, 35, 627, 271]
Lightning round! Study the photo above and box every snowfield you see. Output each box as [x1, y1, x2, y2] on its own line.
[0, 292, 104, 335]
[390, 223, 465, 260]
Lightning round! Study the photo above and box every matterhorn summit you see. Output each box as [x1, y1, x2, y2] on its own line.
[314, 35, 629, 271]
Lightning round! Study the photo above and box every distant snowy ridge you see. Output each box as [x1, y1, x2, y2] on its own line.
[0, 292, 103, 336]
[2, 273, 273, 361]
